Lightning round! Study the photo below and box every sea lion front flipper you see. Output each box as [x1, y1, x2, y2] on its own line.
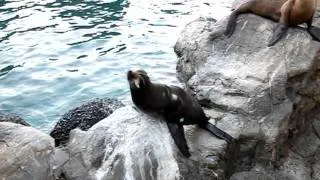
[308, 26, 320, 42]
[268, 23, 289, 46]
[166, 122, 191, 158]
[200, 122, 234, 143]
[267, 0, 293, 46]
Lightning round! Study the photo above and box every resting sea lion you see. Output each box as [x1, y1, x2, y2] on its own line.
[127, 70, 234, 157]
[225, 0, 320, 46]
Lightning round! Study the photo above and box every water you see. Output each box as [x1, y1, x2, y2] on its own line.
[0, 0, 232, 131]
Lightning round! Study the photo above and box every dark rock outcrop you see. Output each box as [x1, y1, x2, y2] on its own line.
[0, 122, 55, 180]
[0, 113, 30, 126]
[174, 13, 320, 179]
[50, 98, 123, 146]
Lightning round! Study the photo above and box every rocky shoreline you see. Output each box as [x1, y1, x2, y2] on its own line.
[2, 9, 320, 180]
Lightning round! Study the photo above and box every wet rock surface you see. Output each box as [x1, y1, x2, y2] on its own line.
[0, 122, 55, 180]
[174, 12, 320, 179]
[50, 98, 124, 146]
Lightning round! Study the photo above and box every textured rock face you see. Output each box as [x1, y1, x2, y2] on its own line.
[230, 107, 320, 180]
[0, 113, 30, 126]
[174, 14, 320, 178]
[50, 98, 124, 146]
[59, 106, 231, 180]
[0, 122, 55, 180]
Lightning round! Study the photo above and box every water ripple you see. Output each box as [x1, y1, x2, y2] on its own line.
[0, 0, 233, 131]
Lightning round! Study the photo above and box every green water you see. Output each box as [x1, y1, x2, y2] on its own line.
[0, 0, 232, 131]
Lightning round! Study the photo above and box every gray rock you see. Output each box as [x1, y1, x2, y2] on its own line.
[312, 148, 320, 180]
[50, 98, 124, 146]
[0, 122, 55, 180]
[0, 113, 30, 126]
[230, 170, 274, 180]
[174, 13, 320, 178]
[60, 106, 231, 180]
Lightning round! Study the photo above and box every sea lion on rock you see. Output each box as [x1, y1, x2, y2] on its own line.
[127, 70, 234, 157]
[225, 0, 320, 46]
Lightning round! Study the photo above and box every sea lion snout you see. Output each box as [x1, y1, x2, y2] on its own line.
[127, 70, 141, 89]
[127, 70, 135, 80]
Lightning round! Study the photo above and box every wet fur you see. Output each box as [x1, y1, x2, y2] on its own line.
[127, 70, 234, 157]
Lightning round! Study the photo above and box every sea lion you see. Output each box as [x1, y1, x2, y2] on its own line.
[127, 70, 234, 157]
[225, 0, 320, 46]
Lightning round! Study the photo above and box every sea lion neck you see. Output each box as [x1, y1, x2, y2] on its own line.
[129, 82, 153, 108]
[130, 81, 152, 93]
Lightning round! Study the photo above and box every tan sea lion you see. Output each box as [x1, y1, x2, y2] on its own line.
[127, 70, 234, 157]
[225, 0, 320, 46]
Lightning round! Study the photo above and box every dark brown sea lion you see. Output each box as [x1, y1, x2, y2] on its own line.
[225, 0, 320, 46]
[127, 70, 234, 157]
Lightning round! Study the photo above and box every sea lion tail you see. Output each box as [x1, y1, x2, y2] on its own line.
[202, 122, 234, 143]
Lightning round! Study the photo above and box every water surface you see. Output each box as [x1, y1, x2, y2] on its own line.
[0, 0, 232, 131]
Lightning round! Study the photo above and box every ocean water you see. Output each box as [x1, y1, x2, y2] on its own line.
[0, 0, 232, 131]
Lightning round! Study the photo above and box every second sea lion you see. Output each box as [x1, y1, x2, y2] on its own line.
[225, 0, 320, 46]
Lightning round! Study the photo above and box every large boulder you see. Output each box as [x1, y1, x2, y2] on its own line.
[0, 122, 55, 180]
[230, 106, 320, 180]
[0, 113, 30, 126]
[174, 13, 320, 178]
[50, 98, 124, 146]
[58, 106, 232, 180]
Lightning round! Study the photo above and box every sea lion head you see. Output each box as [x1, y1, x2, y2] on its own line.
[127, 69, 151, 89]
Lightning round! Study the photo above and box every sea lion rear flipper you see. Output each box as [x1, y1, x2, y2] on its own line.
[225, 2, 251, 37]
[308, 26, 320, 42]
[225, 11, 239, 37]
[268, 23, 289, 46]
[166, 122, 191, 158]
[201, 122, 234, 143]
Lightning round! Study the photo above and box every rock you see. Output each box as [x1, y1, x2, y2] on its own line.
[230, 170, 274, 180]
[0, 122, 55, 180]
[0, 113, 30, 126]
[59, 106, 232, 180]
[174, 14, 320, 178]
[50, 98, 124, 146]
[278, 107, 320, 180]
[312, 148, 320, 180]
